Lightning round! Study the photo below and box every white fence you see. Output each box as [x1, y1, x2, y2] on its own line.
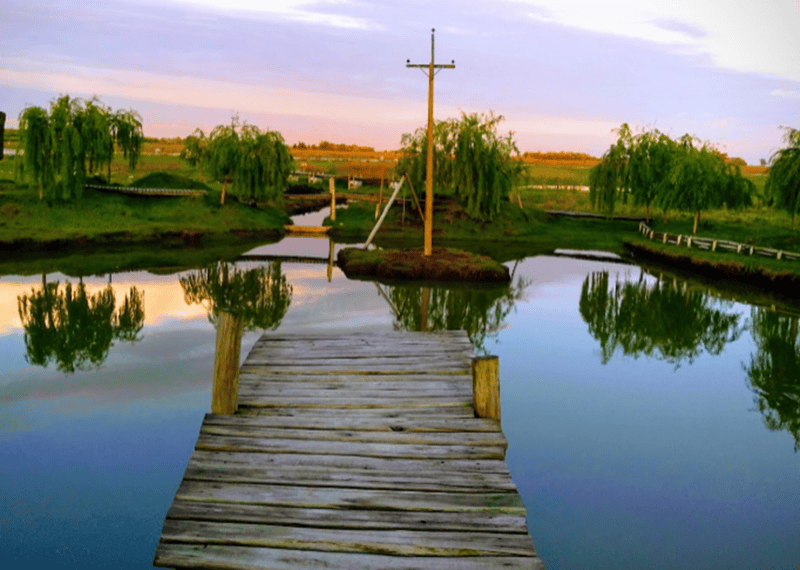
[638, 222, 800, 262]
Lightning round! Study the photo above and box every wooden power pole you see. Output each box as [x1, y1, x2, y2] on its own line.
[407, 29, 455, 256]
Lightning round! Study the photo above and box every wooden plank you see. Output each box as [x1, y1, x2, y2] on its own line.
[182, 463, 519, 493]
[236, 395, 471, 409]
[155, 544, 545, 570]
[238, 372, 472, 382]
[238, 405, 477, 418]
[175, 480, 527, 513]
[198, 425, 508, 447]
[202, 413, 502, 432]
[164, 501, 530, 533]
[194, 434, 506, 459]
[242, 362, 470, 373]
[236, 379, 473, 395]
[253, 343, 474, 352]
[159, 519, 538, 556]
[186, 450, 513, 475]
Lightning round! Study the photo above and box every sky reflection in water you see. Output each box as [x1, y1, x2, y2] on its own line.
[0, 246, 797, 570]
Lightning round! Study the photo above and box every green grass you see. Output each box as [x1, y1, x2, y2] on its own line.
[523, 163, 591, 187]
[327, 198, 636, 262]
[0, 155, 289, 247]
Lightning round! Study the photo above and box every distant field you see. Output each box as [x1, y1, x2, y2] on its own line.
[0, 132, 770, 201]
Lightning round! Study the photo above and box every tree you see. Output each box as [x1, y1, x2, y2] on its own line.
[180, 261, 293, 331]
[17, 277, 144, 373]
[656, 136, 753, 233]
[579, 271, 743, 367]
[16, 95, 143, 200]
[765, 126, 800, 229]
[588, 123, 632, 215]
[186, 116, 293, 205]
[590, 125, 753, 232]
[745, 307, 800, 451]
[379, 279, 528, 354]
[180, 128, 210, 180]
[396, 112, 524, 221]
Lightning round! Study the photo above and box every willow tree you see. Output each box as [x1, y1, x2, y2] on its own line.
[17, 279, 145, 373]
[745, 307, 800, 450]
[16, 95, 143, 200]
[589, 123, 632, 215]
[192, 117, 293, 205]
[110, 108, 144, 179]
[656, 136, 753, 233]
[579, 271, 743, 367]
[180, 128, 210, 180]
[765, 126, 800, 229]
[590, 125, 753, 230]
[180, 261, 293, 331]
[396, 112, 523, 221]
[381, 279, 528, 354]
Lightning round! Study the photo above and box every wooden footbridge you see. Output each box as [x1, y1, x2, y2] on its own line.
[154, 330, 544, 569]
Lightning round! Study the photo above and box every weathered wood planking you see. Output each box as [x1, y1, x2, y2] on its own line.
[154, 331, 544, 570]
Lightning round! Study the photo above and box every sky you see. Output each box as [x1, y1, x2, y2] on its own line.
[1, 0, 798, 163]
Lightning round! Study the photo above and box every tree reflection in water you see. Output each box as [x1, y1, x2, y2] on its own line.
[746, 308, 800, 450]
[180, 261, 293, 331]
[579, 271, 744, 367]
[376, 278, 529, 354]
[17, 276, 145, 373]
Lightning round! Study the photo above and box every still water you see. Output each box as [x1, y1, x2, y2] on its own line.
[0, 230, 797, 570]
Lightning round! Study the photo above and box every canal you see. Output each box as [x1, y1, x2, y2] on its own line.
[0, 224, 797, 569]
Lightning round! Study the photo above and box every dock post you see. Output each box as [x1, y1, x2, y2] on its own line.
[329, 177, 336, 222]
[472, 356, 500, 421]
[212, 312, 243, 415]
[0, 111, 5, 162]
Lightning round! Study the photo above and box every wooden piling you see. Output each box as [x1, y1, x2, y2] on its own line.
[329, 177, 336, 222]
[212, 312, 243, 415]
[472, 356, 500, 422]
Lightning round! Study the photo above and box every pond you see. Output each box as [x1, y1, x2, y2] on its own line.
[0, 224, 797, 570]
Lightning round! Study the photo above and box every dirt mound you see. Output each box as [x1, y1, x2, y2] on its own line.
[129, 172, 211, 191]
[337, 247, 510, 282]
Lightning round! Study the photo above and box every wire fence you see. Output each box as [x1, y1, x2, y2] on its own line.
[638, 222, 800, 262]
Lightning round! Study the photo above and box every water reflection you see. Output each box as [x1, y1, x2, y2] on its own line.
[376, 278, 529, 353]
[579, 271, 744, 367]
[746, 308, 800, 450]
[17, 276, 144, 373]
[180, 261, 293, 331]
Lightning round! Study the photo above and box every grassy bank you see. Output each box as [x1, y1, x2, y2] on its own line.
[326, 198, 638, 262]
[0, 157, 289, 251]
[625, 238, 800, 299]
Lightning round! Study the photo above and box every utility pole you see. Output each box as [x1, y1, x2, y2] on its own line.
[407, 28, 455, 256]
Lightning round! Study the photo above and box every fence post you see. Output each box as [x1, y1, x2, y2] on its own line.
[663, 233, 668, 244]
[778, 251, 783, 260]
[687, 237, 692, 248]
[712, 240, 717, 252]
[212, 312, 243, 415]
[472, 356, 500, 421]
[676, 235, 682, 246]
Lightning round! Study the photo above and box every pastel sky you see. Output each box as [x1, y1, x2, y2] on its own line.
[2, 0, 798, 163]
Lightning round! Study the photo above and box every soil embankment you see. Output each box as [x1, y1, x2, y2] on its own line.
[337, 247, 510, 282]
[624, 241, 800, 299]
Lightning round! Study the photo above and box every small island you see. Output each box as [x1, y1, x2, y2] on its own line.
[337, 246, 510, 282]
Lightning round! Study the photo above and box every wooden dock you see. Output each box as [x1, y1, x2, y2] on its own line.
[154, 331, 544, 569]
